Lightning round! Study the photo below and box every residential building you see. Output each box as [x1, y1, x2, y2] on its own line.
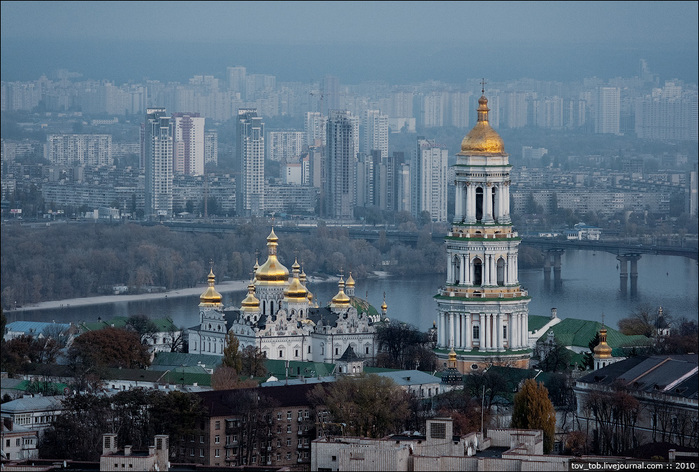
[100, 433, 169, 472]
[1, 419, 38, 462]
[143, 107, 173, 218]
[45, 134, 112, 167]
[362, 109, 388, 160]
[413, 137, 448, 222]
[268, 130, 305, 162]
[595, 86, 621, 135]
[237, 108, 265, 217]
[325, 110, 358, 219]
[172, 112, 205, 176]
[204, 130, 218, 166]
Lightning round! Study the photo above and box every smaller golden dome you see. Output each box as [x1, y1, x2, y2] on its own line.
[199, 269, 223, 306]
[594, 328, 613, 359]
[241, 281, 260, 312]
[448, 347, 457, 362]
[381, 294, 387, 312]
[285, 259, 308, 301]
[346, 272, 355, 287]
[459, 94, 505, 155]
[331, 276, 351, 307]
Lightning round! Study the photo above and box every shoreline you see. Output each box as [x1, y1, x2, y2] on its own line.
[10, 280, 251, 312]
[7, 272, 388, 313]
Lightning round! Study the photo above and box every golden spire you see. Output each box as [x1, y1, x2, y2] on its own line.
[593, 322, 613, 359]
[255, 228, 289, 283]
[459, 79, 506, 155]
[284, 258, 309, 301]
[240, 279, 260, 312]
[330, 275, 351, 307]
[199, 264, 223, 306]
[381, 292, 387, 312]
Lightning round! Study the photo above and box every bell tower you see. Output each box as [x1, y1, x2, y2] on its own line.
[435, 82, 531, 370]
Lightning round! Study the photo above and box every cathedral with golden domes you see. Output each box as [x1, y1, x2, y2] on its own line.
[434, 85, 531, 370]
[187, 228, 388, 364]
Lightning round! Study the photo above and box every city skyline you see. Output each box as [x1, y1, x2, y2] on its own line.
[1, 2, 697, 84]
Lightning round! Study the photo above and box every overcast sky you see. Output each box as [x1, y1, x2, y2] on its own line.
[2, 1, 696, 44]
[1, 1, 697, 84]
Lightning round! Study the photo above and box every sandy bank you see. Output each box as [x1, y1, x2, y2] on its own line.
[12, 280, 251, 312]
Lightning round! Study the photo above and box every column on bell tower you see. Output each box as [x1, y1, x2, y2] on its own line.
[484, 183, 494, 223]
[454, 181, 464, 223]
[466, 183, 476, 224]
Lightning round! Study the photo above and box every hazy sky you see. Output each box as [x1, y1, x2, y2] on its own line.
[2, 1, 697, 83]
[2, 1, 697, 44]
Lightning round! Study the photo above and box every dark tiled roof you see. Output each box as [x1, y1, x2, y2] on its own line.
[577, 355, 699, 399]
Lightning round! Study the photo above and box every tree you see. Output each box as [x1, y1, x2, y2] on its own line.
[618, 304, 664, 337]
[240, 345, 267, 378]
[511, 379, 556, 453]
[221, 332, 242, 372]
[539, 339, 573, 372]
[308, 374, 411, 438]
[211, 365, 257, 390]
[376, 321, 436, 371]
[125, 314, 159, 346]
[463, 370, 508, 412]
[432, 389, 486, 435]
[68, 327, 151, 371]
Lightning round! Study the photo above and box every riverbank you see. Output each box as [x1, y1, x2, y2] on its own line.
[10, 280, 252, 312]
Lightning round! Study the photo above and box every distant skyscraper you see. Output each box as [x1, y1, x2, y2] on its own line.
[204, 130, 218, 166]
[322, 76, 341, 115]
[362, 109, 389, 160]
[46, 134, 112, 166]
[413, 138, 448, 222]
[325, 110, 358, 219]
[237, 108, 265, 217]
[226, 66, 247, 98]
[172, 113, 205, 176]
[143, 107, 173, 218]
[595, 86, 621, 135]
[267, 130, 305, 162]
[304, 112, 327, 147]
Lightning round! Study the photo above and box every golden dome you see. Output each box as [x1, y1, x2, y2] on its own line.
[241, 281, 260, 312]
[255, 228, 289, 283]
[593, 328, 613, 359]
[331, 276, 351, 307]
[284, 259, 308, 301]
[346, 272, 355, 287]
[199, 268, 223, 306]
[381, 294, 387, 312]
[459, 94, 505, 155]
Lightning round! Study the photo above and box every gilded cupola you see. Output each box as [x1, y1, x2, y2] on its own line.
[593, 327, 613, 359]
[330, 276, 351, 308]
[284, 259, 309, 301]
[255, 228, 289, 284]
[240, 280, 260, 313]
[459, 84, 505, 156]
[199, 268, 223, 307]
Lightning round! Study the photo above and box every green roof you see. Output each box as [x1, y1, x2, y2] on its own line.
[528, 315, 552, 332]
[79, 316, 178, 333]
[350, 297, 379, 318]
[264, 359, 336, 378]
[539, 317, 653, 349]
[151, 351, 222, 370]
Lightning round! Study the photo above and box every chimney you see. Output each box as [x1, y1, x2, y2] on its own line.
[124, 445, 132, 456]
[550, 308, 557, 319]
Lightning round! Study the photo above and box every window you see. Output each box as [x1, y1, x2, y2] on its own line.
[295, 349, 299, 357]
[277, 412, 282, 421]
[200, 435, 204, 443]
[287, 425, 291, 433]
[332, 455, 337, 461]
[287, 438, 291, 446]
[200, 448, 204, 457]
[473, 325, 480, 340]
[307, 346, 311, 353]
[503, 325, 507, 340]
[335, 347, 339, 355]
[215, 435, 220, 444]
[287, 411, 292, 420]
[16, 438, 20, 447]
[215, 449, 220, 457]
[215, 421, 221, 430]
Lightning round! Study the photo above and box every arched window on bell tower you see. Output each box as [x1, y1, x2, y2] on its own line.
[476, 187, 483, 222]
[473, 258, 483, 286]
[497, 257, 505, 286]
[453, 255, 461, 285]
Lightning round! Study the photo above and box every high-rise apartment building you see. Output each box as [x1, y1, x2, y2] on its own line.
[172, 113, 205, 176]
[204, 130, 218, 166]
[325, 110, 358, 219]
[305, 112, 327, 147]
[143, 108, 173, 218]
[595, 86, 621, 135]
[362, 109, 389, 159]
[226, 66, 247, 98]
[413, 138, 448, 222]
[45, 134, 112, 166]
[267, 130, 305, 162]
[237, 109, 265, 217]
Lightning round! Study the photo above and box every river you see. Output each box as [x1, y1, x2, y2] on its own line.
[5, 250, 697, 333]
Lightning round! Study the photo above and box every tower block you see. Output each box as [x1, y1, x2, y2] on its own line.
[435, 83, 531, 370]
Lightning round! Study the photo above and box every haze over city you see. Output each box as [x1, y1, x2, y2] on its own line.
[2, 1, 698, 84]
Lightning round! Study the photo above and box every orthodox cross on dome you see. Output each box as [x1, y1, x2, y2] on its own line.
[209, 259, 214, 270]
[480, 78, 487, 95]
[601, 313, 605, 329]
